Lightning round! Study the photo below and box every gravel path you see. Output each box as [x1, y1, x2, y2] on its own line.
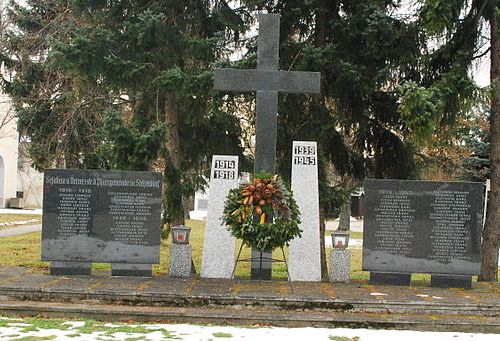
[0, 223, 42, 237]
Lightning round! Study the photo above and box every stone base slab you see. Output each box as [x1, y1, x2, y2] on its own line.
[369, 272, 411, 286]
[250, 249, 272, 280]
[50, 262, 91, 276]
[431, 274, 472, 289]
[111, 264, 152, 277]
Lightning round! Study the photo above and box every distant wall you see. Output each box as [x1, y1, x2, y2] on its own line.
[0, 93, 18, 208]
[0, 92, 44, 209]
[17, 160, 44, 208]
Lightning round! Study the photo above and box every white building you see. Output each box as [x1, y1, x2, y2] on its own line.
[0, 93, 19, 208]
[0, 0, 44, 208]
[0, 92, 44, 209]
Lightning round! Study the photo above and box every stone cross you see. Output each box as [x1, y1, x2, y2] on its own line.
[214, 13, 321, 279]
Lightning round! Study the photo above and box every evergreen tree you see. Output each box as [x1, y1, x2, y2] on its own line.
[237, 0, 424, 276]
[461, 111, 491, 182]
[410, 0, 499, 281]
[237, 0, 495, 278]
[1, 0, 113, 169]
[1, 0, 250, 233]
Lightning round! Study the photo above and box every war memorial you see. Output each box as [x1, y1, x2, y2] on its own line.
[0, 11, 498, 335]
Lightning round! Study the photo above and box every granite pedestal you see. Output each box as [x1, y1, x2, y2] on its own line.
[170, 244, 192, 278]
[329, 249, 350, 283]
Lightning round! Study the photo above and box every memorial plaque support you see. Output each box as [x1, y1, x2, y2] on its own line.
[431, 275, 472, 289]
[111, 264, 152, 277]
[369, 272, 411, 286]
[50, 261, 91, 276]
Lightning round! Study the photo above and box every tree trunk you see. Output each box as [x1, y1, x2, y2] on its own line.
[479, 6, 500, 282]
[162, 92, 184, 238]
[338, 198, 351, 231]
[315, 3, 329, 279]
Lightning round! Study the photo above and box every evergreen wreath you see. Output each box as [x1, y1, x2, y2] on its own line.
[222, 173, 302, 252]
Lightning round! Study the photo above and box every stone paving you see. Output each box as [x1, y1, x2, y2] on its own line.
[0, 266, 498, 332]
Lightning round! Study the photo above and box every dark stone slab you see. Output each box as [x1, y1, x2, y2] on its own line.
[250, 249, 272, 280]
[431, 275, 472, 289]
[50, 262, 91, 276]
[86, 276, 149, 295]
[370, 272, 411, 286]
[111, 264, 152, 277]
[189, 278, 237, 297]
[254, 91, 279, 174]
[42, 169, 162, 265]
[257, 13, 279, 70]
[363, 179, 484, 276]
[214, 70, 321, 93]
[250, 256, 272, 280]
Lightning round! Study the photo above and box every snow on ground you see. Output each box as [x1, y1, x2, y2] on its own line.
[0, 317, 498, 341]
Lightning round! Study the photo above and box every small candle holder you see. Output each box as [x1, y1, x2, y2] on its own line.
[171, 225, 191, 244]
[329, 230, 351, 283]
[331, 231, 350, 249]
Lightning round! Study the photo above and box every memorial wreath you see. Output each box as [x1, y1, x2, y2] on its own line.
[222, 173, 301, 252]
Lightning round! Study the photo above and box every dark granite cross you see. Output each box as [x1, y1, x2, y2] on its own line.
[214, 13, 321, 279]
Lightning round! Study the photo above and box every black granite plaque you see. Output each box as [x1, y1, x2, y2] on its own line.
[363, 179, 484, 276]
[42, 169, 162, 264]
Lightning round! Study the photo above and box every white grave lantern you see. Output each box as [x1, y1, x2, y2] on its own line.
[331, 231, 350, 249]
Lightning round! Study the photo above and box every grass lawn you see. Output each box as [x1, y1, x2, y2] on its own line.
[349, 231, 363, 240]
[0, 220, 294, 278]
[1, 220, 496, 283]
[0, 219, 367, 279]
[0, 214, 42, 229]
[0, 231, 47, 270]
